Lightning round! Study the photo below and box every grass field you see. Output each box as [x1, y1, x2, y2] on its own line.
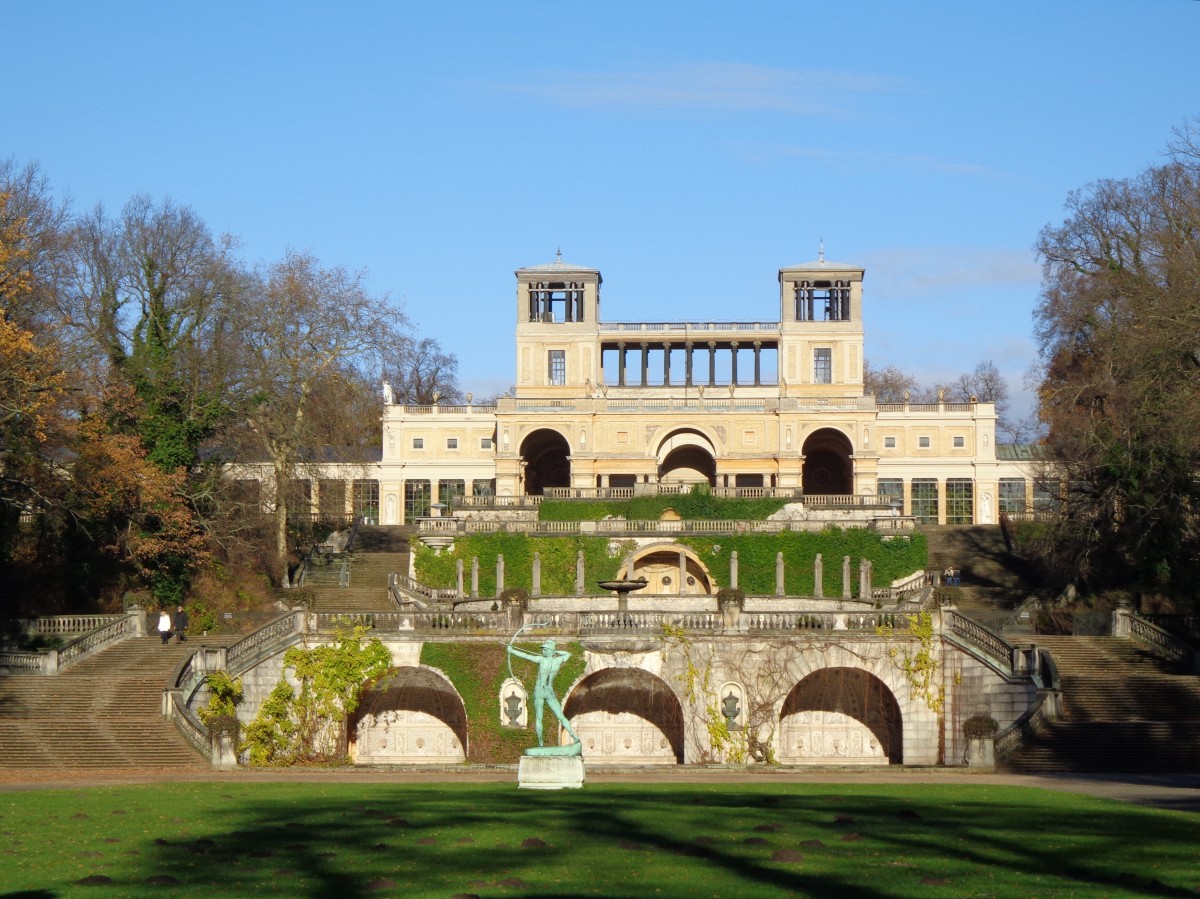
[0, 781, 1197, 897]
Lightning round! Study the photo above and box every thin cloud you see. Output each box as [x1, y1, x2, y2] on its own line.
[739, 143, 1013, 180]
[863, 246, 1041, 297]
[488, 62, 908, 114]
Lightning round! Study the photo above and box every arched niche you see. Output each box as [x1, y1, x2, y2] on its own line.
[778, 666, 902, 765]
[349, 666, 468, 764]
[563, 667, 685, 764]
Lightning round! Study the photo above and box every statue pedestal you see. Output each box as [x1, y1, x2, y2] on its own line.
[518, 755, 585, 790]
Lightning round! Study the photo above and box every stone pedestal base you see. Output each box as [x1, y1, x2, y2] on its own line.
[966, 737, 995, 771]
[518, 755, 585, 790]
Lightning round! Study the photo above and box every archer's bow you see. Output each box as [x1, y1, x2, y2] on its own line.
[506, 620, 550, 684]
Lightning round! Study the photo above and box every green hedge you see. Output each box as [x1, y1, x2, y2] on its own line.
[415, 529, 926, 599]
[538, 491, 790, 522]
[419, 640, 586, 764]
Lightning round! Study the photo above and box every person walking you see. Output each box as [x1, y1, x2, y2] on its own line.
[157, 608, 172, 645]
[172, 605, 189, 643]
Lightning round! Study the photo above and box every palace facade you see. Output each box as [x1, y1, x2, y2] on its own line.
[360, 253, 1039, 526]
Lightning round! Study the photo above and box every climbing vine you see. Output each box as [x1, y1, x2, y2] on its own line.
[241, 626, 391, 766]
[880, 611, 946, 763]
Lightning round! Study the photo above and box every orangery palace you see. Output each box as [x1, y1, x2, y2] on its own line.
[258, 251, 1042, 526]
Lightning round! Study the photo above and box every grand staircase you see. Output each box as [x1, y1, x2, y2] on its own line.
[303, 525, 412, 613]
[0, 634, 236, 771]
[1004, 636, 1200, 772]
[921, 524, 1041, 629]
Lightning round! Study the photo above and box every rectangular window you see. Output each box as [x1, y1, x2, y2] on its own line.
[446, 438, 459, 450]
[472, 478, 496, 497]
[548, 350, 566, 385]
[884, 436, 896, 449]
[437, 479, 465, 509]
[352, 479, 380, 524]
[946, 478, 974, 525]
[412, 437, 424, 450]
[999, 478, 1026, 514]
[911, 478, 939, 524]
[813, 348, 832, 384]
[953, 436, 965, 448]
[1033, 480, 1058, 512]
[877, 478, 904, 511]
[480, 437, 493, 450]
[404, 480, 431, 522]
[918, 435, 931, 448]
[318, 479, 346, 521]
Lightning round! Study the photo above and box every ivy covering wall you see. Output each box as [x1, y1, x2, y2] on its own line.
[419, 640, 586, 764]
[414, 530, 927, 599]
[538, 492, 789, 522]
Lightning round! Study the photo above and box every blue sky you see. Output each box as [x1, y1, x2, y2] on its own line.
[6, 2, 1199, 417]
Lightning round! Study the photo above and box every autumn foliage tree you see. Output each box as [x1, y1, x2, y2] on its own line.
[1033, 121, 1200, 599]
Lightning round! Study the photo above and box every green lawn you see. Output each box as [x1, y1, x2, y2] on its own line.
[0, 781, 1196, 897]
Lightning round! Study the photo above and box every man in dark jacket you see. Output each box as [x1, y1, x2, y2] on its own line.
[173, 605, 189, 643]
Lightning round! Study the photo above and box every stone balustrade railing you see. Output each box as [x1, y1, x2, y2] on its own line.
[422, 516, 901, 538]
[2, 613, 141, 675]
[225, 612, 303, 674]
[23, 614, 126, 636]
[1114, 610, 1197, 671]
[57, 613, 141, 672]
[0, 649, 52, 673]
[945, 610, 1016, 674]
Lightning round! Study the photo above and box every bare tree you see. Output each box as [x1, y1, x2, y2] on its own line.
[863, 359, 920, 403]
[386, 336, 461, 405]
[1034, 119, 1200, 597]
[228, 251, 408, 585]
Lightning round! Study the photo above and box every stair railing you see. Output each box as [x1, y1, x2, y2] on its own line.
[0, 612, 142, 675]
[1114, 609, 1199, 673]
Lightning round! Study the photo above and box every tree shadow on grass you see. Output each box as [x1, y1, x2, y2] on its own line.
[101, 783, 1200, 897]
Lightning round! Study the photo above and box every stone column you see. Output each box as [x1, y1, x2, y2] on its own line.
[708, 342, 717, 386]
[679, 550, 687, 594]
[776, 552, 785, 596]
[532, 552, 541, 597]
[640, 342, 649, 386]
[618, 343, 627, 387]
[662, 341, 671, 386]
[730, 341, 739, 385]
[859, 559, 872, 601]
[496, 554, 505, 597]
[730, 551, 739, 589]
[685, 342, 694, 387]
[753, 341, 762, 386]
[456, 559, 464, 599]
[471, 557, 479, 598]
[575, 550, 585, 597]
[814, 553, 823, 598]
[842, 555, 852, 600]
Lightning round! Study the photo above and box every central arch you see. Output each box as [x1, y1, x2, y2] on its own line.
[657, 428, 717, 486]
[778, 667, 902, 764]
[801, 428, 854, 495]
[520, 429, 571, 495]
[563, 668, 684, 764]
[619, 543, 714, 595]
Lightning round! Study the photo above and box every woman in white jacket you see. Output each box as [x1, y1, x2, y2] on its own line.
[157, 609, 172, 645]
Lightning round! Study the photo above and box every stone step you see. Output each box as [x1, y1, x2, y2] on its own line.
[0, 635, 237, 771]
[1005, 721, 1200, 772]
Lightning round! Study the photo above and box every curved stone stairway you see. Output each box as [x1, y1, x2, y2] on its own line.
[0, 634, 236, 772]
[1004, 636, 1200, 773]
